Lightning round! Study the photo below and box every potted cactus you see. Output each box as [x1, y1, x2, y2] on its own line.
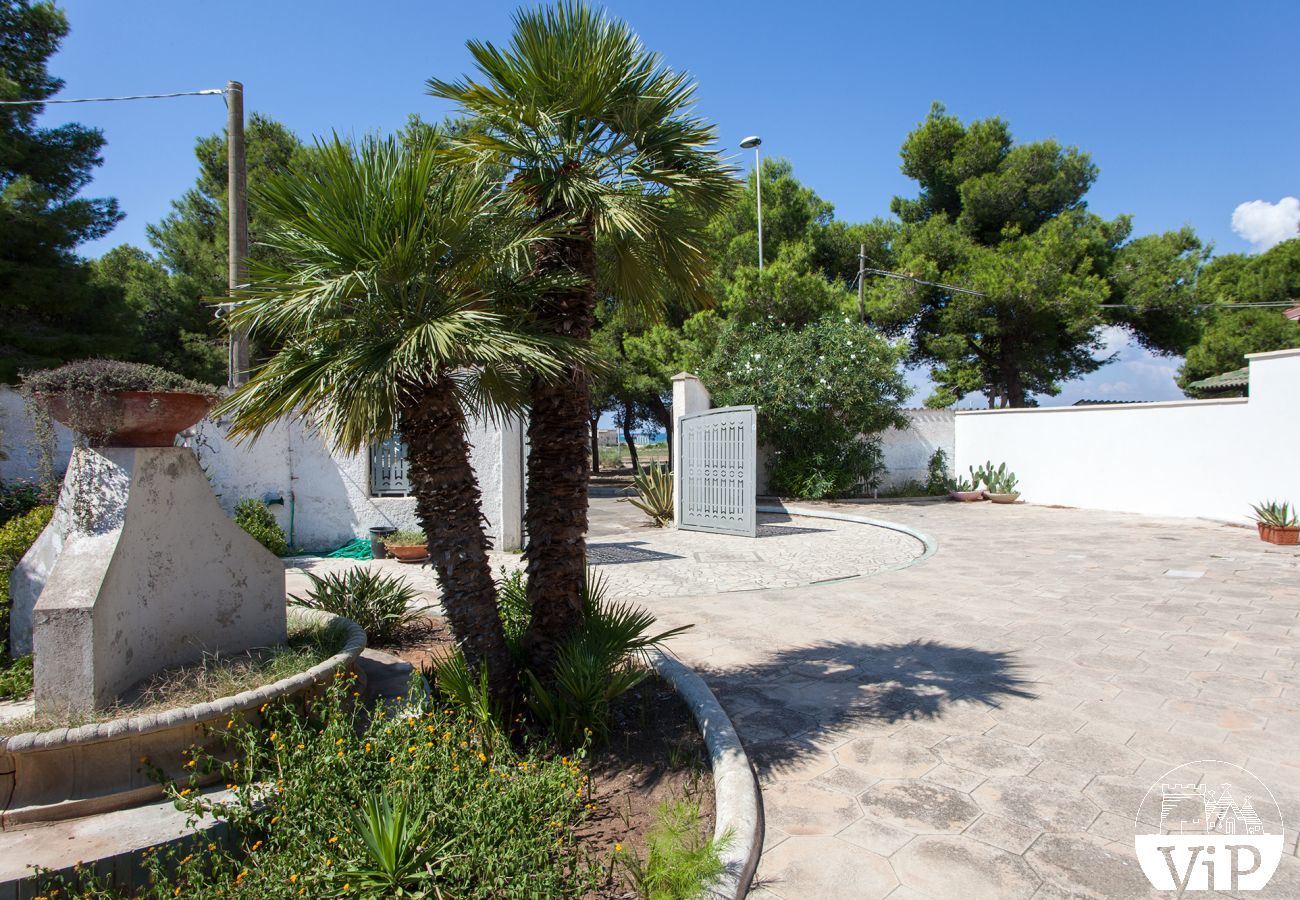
[382, 529, 429, 562]
[981, 462, 1021, 504]
[948, 468, 986, 502]
[1250, 501, 1299, 545]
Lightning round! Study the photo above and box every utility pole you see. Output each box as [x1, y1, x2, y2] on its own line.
[857, 243, 866, 323]
[227, 80, 249, 387]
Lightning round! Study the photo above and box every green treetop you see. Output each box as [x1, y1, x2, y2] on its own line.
[0, 0, 126, 381]
[871, 102, 1205, 407]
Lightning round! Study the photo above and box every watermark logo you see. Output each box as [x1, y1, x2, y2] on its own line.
[1135, 760, 1284, 892]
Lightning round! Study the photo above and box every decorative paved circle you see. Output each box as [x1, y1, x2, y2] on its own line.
[582, 505, 926, 598]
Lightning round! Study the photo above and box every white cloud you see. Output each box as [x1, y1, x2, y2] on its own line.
[1231, 197, 1300, 253]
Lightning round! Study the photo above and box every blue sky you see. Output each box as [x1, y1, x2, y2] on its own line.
[49, 0, 1299, 405]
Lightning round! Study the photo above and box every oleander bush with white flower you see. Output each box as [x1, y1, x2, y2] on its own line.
[703, 317, 911, 498]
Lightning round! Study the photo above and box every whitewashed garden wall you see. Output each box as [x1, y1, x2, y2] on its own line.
[877, 409, 956, 492]
[0, 387, 524, 551]
[955, 348, 1300, 524]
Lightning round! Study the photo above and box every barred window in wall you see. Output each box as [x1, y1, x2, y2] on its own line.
[370, 434, 412, 496]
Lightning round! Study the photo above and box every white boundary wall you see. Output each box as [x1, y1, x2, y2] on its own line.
[0, 387, 524, 552]
[878, 409, 956, 491]
[954, 348, 1300, 524]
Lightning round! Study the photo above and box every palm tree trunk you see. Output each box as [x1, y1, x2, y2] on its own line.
[523, 229, 597, 670]
[401, 378, 516, 706]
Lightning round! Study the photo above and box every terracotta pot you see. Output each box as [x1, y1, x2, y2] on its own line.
[42, 391, 211, 447]
[1258, 523, 1300, 546]
[949, 490, 986, 502]
[985, 491, 1021, 504]
[385, 543, 429, 563]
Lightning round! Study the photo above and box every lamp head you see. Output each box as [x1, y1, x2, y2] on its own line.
[739, 135, 762, 149]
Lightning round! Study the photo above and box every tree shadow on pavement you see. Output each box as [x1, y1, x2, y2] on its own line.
[701, 640, 1037, 780]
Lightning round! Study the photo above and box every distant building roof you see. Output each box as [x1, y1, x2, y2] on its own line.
[1071, 399, 1156, 406]
[1285, 305, 1300, 322]
[1186, 366, 1249, 398]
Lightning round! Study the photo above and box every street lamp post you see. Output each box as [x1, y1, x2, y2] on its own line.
[740, 135, 762, 271]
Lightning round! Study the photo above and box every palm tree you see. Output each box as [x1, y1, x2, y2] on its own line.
[428, 2, 736, 666]
[215, 135, 575, 705]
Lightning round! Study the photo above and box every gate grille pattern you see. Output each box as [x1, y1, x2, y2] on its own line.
[678, 406, 756, 537]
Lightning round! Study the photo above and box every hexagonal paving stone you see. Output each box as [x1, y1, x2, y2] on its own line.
[1025, 831, 1155, 898]
[972, 776, 1101, 833]
[858, 779, 982, 834]
[1030, 732, 1144, 776]
[892, 835, 1042, 899]
[837, 737, 939, 779]
[761, 781, 862, 836]
[936, 733, 1043, 777]
[758, 836, 898, 900]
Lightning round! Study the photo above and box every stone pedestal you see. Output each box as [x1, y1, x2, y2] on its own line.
[11, 447, 286, 714]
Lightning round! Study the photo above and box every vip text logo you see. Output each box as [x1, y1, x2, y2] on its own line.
[1134, 760, 1284, 892]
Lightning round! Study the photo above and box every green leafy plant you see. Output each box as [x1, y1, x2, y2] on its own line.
[949, 475, 977, 493]
[341, 794, 454, 897]
[291, 569, 424, 645]
[624, 463, 673, 526]
[19, 358, 218, 396]
[523, 570, 691, 748]
[383, 530, 428, 549]
[233, 498, 289, 557]
[0, 479, 57, 528]
[1251, 500, 1298, 527]
[925, 449, 952, 495]
[495, 567, 530, 645]
[618, 799, 730, 899]
[31, 674, 600, 897]
[704, 318, 909, 499]
[1, 504, 53, 695]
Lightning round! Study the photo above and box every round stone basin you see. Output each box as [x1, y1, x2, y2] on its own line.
[0, 610, 365, 828]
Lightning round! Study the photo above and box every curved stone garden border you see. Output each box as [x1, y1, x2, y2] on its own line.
[650, 649, 762, 900]
[757, 502, 938, 573]
[0, 609, 365, 828]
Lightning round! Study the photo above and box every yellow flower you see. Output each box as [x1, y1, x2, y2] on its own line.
[251, 840, 262, 852]
[478, 752, 487, 763]
[289, 874, 298, 884]
[269, 732, 277, 741]
[328, 836, 339, 844]
[297, 743, 305, 750]
[615, 843, 623, 852]
[364, 742, 371, 752]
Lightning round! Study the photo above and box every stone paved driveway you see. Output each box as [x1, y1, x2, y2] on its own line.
[618, 499, 1300, 899]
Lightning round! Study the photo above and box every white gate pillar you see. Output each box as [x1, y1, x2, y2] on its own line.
[671, 372, 710, 529]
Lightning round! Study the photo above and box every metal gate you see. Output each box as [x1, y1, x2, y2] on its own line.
[678, 405, 757, 537]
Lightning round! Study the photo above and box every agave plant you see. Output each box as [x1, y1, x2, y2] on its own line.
[340, 794, 453, 897]
[624, 463, 674, 527]
[1251, 500, 1298, 527]
[290, 569, 425, 646]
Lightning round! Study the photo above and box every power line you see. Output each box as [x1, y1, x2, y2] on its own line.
[0, 88, 226, 105]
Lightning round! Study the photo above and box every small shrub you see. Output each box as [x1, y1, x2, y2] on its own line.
[0, 479, 57, 527]
[233, 498, 289, 556]
[19, 358, 218, 396]
[0, 653, 32, 701]
[624, 463, 673, 526]
[32, 674, 599, 897]
[496, 567, 529, 645]
[382, 529, 427, 549]
[523, 570, 690, 748]
[1, 504, 54, 664]
[619, 799, 730, 899]
[925, 448, 952, 495]
[598, 445, 623, 468]
[291, 568, 424, 645]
